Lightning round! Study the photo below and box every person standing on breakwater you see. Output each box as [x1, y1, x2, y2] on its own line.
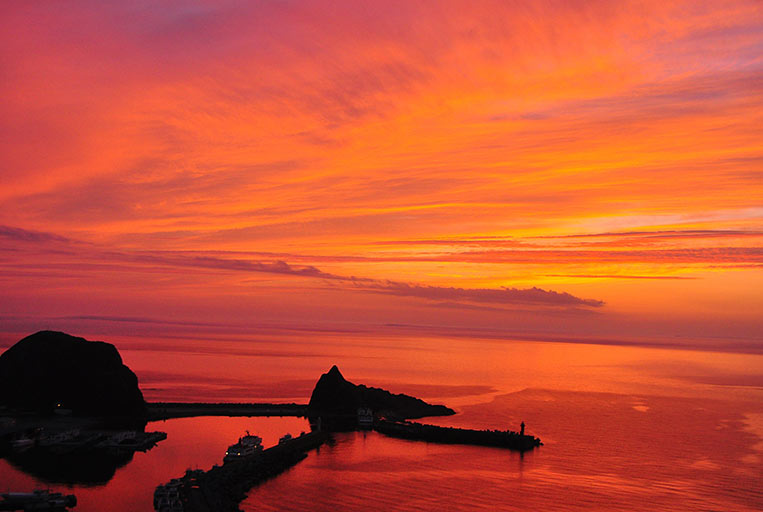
[520, 422, 525, 436]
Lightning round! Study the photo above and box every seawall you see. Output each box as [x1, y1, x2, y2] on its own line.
[156, 430, 329, 512]
[374, 419, 542, 451]
[147, 403, 307, 421]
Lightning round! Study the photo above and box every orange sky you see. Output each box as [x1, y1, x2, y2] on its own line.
[1, 0, 761, 349]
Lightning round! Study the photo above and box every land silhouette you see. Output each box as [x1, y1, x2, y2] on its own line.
[0, 331, 541, 511]
[308, 365, 455, 428]
[0, 331, 146, 423]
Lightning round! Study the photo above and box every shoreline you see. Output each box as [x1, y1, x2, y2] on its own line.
[0, 403, 307, 445]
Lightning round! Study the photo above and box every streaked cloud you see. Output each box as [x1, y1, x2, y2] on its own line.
[544, 275, 696, 281]
[357, 281, 604, 308]
[0, 225, 604, 310]
[0, 225, 74, 244]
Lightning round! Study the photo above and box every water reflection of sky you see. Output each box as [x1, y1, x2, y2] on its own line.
[1, 338, 762, 511]
[243, 390, 763, 512]
[1, 393, 761, 511]
[116, 333, 763, 406]
[0, 417, 308, 512]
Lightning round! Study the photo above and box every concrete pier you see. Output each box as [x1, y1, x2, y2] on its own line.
[374, 419, 542, 451]
[147, 403, 307, 421]
[155, 430, 329, 512]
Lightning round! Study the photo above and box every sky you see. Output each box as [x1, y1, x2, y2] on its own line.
[1, 0, 761, 351]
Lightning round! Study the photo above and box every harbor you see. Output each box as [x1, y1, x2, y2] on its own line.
[1, 359, 543, 510]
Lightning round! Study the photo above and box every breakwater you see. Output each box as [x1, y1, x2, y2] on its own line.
[146, 402, 307, 421]
[155, 430, 329, 512]
[147, 403, 307, 421]
[374, 420, 542, 451]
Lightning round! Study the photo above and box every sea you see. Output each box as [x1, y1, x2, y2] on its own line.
[1, 332, 761, 511]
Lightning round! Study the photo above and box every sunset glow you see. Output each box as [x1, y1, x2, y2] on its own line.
[1, 0, 761, 348]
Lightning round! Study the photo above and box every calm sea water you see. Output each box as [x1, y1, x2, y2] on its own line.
[1, 334, 761, 511]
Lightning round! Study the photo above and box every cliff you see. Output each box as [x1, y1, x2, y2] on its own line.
[0, 331, 147, 419]
[308, 365, 454, 421]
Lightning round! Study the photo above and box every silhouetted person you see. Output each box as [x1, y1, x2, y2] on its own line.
[520, 421, 525, 436]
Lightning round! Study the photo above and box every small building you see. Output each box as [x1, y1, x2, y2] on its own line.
[357, 407, 373, 429]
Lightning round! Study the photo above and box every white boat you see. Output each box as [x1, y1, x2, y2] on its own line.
[39, 429, 80, 447]
[95, 430, 138, 449]
[10, 436, 35, 451]
[223, 431, 262, 462]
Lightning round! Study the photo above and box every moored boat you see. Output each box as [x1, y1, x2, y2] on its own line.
[223, 431, 262, 463]
[9, 436, 35, 452]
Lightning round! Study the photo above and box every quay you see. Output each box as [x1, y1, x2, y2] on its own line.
[374, 419, 542, 451]
[1, 425, 166, 457]
[155, 430, 329, 512]
[97, 430, 167, 453]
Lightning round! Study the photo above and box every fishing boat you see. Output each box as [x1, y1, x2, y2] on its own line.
[223, 431, 262, 463]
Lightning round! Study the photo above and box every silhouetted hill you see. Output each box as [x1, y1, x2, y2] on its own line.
[308, 365, 454, 421]
[0, 331, 146, 420]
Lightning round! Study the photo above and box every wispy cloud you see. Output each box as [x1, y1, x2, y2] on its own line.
[0, 225, 604, 310]
[544, 274, 696, 280]
[452, 248, 763, 265]
[538, 229, 763, 240]
[120, 252, 605, 308]
[0, 225, 74, 244]
[125, 253, 347, 280]
[357, 281, 604, 308]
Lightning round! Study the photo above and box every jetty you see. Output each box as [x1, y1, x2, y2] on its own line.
[147, 403, 307, 421]
[374, 419, 542, 451]
[154, 430, 329, 512]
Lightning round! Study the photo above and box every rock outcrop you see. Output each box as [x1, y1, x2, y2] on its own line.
[308, 365, 454, 423]
[0, 331, 147, 419]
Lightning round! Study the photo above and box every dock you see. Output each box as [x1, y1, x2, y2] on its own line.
[374, 419, 542, 451]
[3, 428, 167, 458]
[96, 430, 168, 453]
[155, 430, 329, 512]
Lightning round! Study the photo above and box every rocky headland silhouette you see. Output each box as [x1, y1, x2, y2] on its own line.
[308, 365, 454, 428]
[0, 331, 147, 421]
